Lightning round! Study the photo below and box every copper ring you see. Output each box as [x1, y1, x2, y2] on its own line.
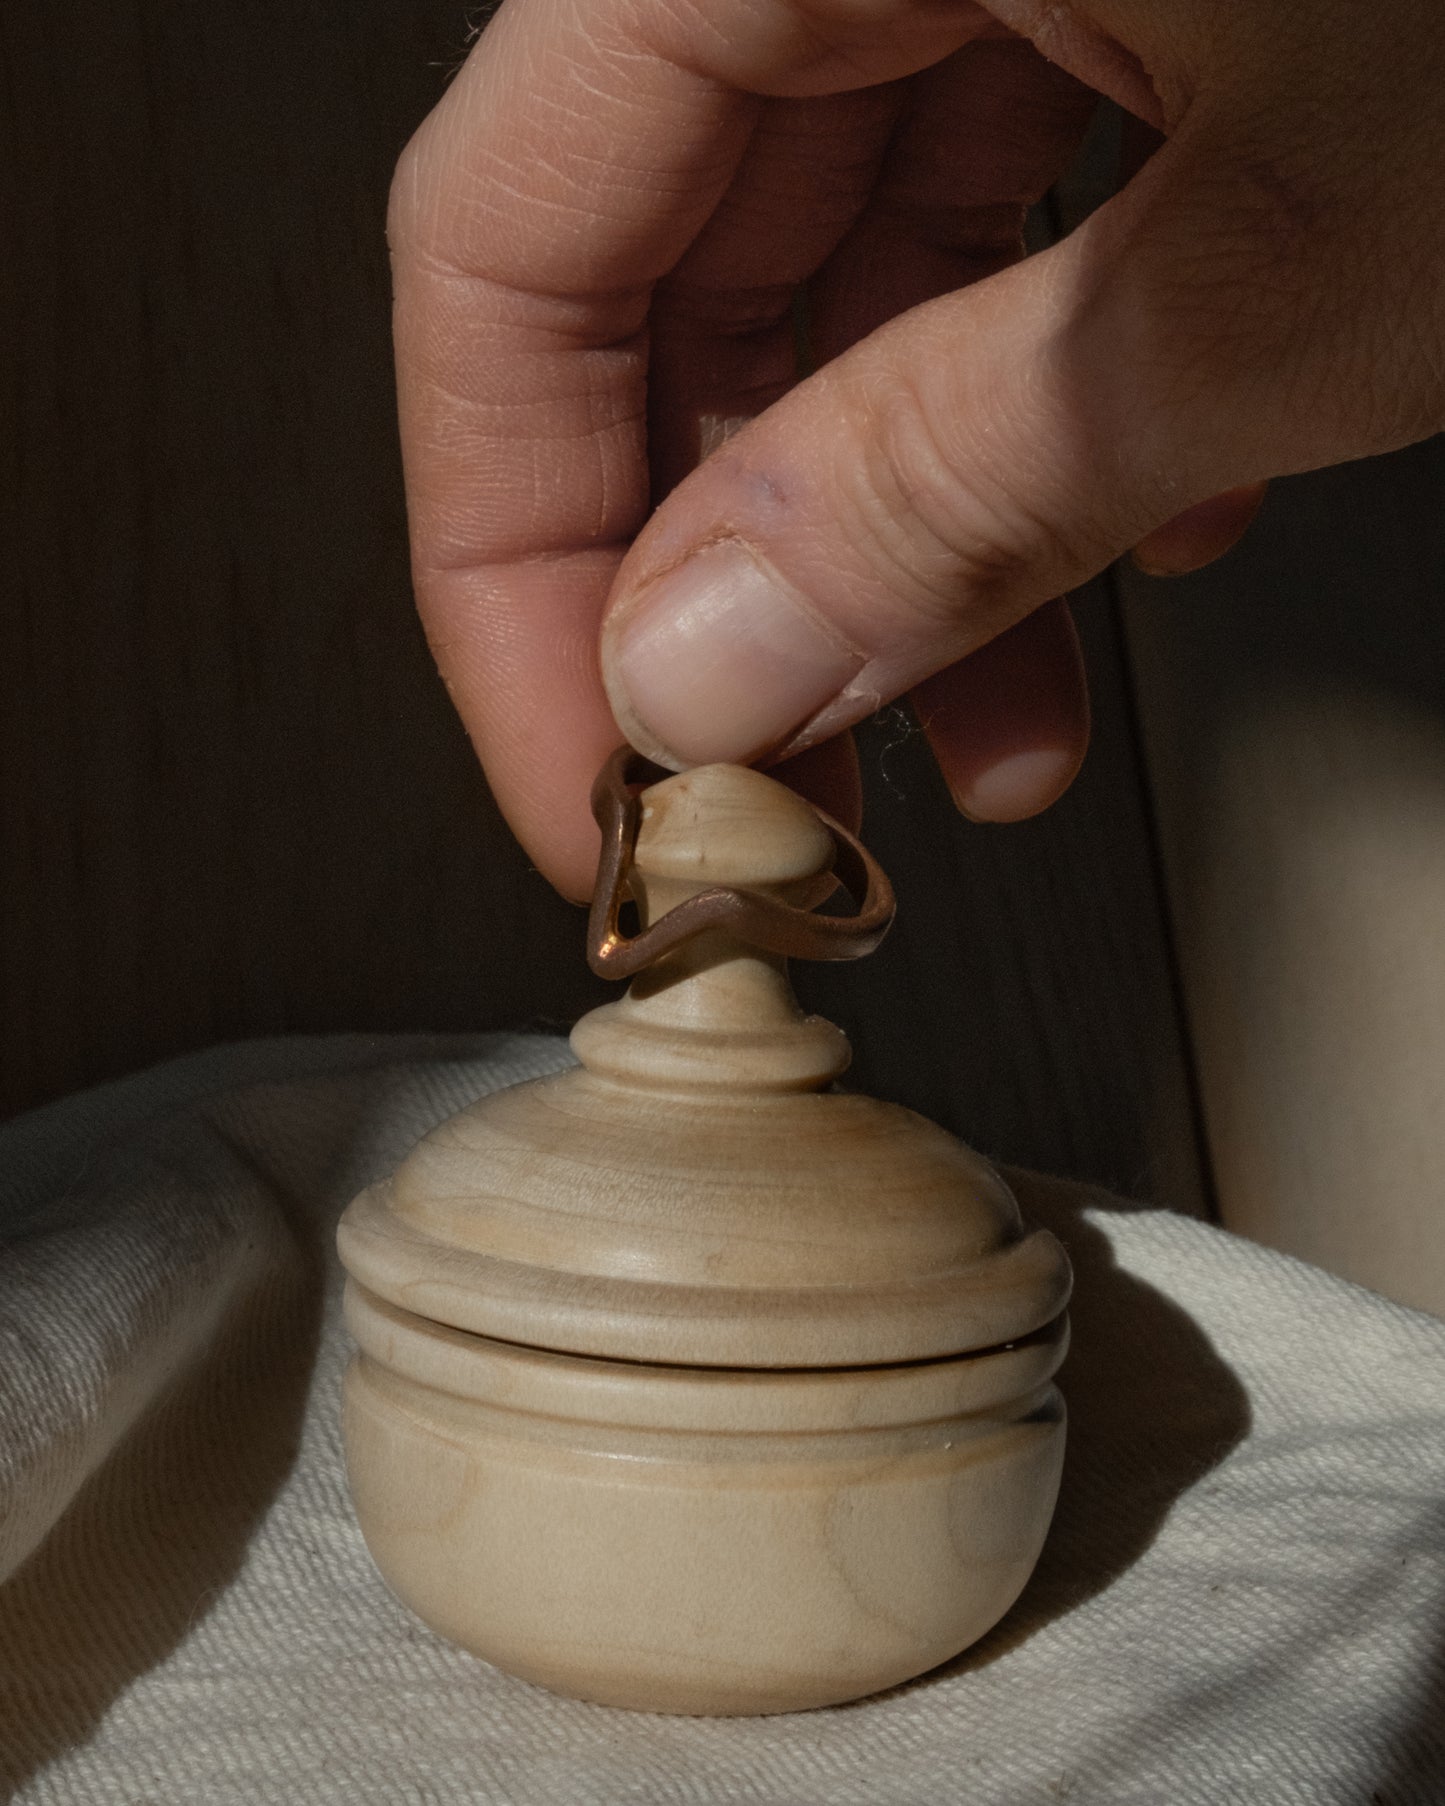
[586, 747, 896, 979]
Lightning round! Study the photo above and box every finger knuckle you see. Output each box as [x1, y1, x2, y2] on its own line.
[848, 368, 1103, 628]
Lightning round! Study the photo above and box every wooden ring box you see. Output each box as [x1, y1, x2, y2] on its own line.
[337, 761, 1071, 1715]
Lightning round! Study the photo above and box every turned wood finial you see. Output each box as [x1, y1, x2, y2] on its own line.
[586, 748, 894, 978]
[633, 763, 834, 891]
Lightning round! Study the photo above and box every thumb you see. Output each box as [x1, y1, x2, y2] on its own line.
[600, 126, 1408, 771]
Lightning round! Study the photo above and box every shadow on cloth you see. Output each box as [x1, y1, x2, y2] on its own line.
[0, 1198, 322, 1796]
[0, 1138, 1250, 1778]
[1368, 1500, 1445, 1804]
[850, 1172, 1253, 1703]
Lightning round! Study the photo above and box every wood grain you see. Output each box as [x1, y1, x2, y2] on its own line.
[338, 762, 1069, 1713]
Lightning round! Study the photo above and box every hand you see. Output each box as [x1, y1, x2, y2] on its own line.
[391, 0, 1445, 900]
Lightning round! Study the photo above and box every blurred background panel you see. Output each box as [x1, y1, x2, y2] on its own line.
[1120, 443, 1445, 1315]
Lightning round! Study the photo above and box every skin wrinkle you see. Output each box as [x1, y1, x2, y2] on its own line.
[514, 94, 750, 194]
[854, 405, 1068, 640]
[427, 586, 615, 684]
[651, 0, 907, 92]
[411, 403, 639, 473]
[398, 241, 662, 320]
[866, 306, 1122, 601]
[409, 370, 642, 434]
[854, 411, 994, 623]
[401, 261, 653, 340]
[401, 76, 755, 295]
[414, 507, 643, 578]
[424, 553, 630, 626]
[654, 280, 802, 335]
[409, 391, 647, 559]
[412, 339, 647, 415]
[649, 0, 1000, 97]
[656, 90, 900, 291]
[391, 0, 1445, 892]
[436, 586, 615, 692]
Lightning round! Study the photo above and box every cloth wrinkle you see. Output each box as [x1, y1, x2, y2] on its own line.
[0, 1033, 1441, 1805]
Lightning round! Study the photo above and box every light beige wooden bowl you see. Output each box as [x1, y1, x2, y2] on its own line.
[338, 761, 1071, 1715]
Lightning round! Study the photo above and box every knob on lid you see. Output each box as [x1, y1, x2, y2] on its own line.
[634, 761, 833, 883]
[337, 759, 1071, 1367]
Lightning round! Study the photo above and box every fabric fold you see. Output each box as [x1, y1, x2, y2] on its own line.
[1, 1035, 1441, 1806]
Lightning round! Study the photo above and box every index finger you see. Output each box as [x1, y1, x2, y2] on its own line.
[390, 0, 989, 896]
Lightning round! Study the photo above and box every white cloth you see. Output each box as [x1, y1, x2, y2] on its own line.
[1, 1035, 1442, 1805]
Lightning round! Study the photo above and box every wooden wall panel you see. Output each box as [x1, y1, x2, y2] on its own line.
[0, 4, 1206, 1212]
[0, 0, 612, 1121]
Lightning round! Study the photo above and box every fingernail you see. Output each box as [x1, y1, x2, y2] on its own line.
[604, 541, 865, 768]
[1132, 484, 1267, 577]
[1130, 549, 1182, 578]
[951, 747, 1081, 822]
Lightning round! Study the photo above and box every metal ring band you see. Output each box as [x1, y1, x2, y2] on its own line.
[586, 747, 896, 979]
